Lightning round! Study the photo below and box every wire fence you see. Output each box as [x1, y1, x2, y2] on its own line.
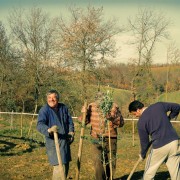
[0, 111, 180, 146]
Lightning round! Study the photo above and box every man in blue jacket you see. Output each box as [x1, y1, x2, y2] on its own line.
[128, 100, 180, 180]
[37, 89, 75, 179]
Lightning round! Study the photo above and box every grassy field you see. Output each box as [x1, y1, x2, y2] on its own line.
[0, 114, 179, 180]
[157, 91, 180, 104]
[87, 85, 132, 117]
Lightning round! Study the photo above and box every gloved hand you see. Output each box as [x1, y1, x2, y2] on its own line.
[139, 154, 144, 161]
[68, 132, 74, 144]
[48, 125, 58, 134]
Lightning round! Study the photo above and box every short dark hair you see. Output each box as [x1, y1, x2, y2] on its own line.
[46, 89, 60, 100]
[128, 100, 144, 112]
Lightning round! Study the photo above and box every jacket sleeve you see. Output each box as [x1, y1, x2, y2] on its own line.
[163, 102, 180, 120]
[37, 107, 51, 137]
[66, 107, 74, 133]
[138, 126, 151, 159]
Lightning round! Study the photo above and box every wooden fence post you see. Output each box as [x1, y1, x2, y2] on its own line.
[27, 104, 37, 138]
[10, 110, 14, 130]
[132, 117, 135, 147]
[75, 101, 87, 180]
[20, 112, 23, 138]
[108, 121, 113, 180]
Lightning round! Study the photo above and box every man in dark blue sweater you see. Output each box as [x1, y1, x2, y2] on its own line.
[129, 100, 180, 180]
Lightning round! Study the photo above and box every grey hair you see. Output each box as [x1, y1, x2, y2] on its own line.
[46, 89, 60, 100]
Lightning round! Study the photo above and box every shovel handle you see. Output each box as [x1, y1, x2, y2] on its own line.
[75, 101, 87, 180]
[127, 157, 142, 180]
[54, 132, 66, 180]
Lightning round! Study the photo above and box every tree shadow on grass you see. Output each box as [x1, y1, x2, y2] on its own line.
[114, 170, 170, 180]
[0, 134, 44, 156]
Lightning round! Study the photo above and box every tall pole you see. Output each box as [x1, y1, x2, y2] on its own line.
[108, 121, 113, 180]
[75, 101, 87, 180]
[54, 130, 66, 180]
[166, 49, 170, 102]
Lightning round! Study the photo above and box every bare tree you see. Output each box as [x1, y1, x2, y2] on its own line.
[165, 42, 180, 100]
[0, 21, 19, 111]
[128, 8, 171, 103]
[8, 7, 58, 108]
[55, 6, 122, 99]
[167, 42, 180, 65]
[128, 8, 170, 66]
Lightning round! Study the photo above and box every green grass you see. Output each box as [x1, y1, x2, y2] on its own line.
[0, 115, 179, 179]
[91, 85, 132, 116]
[157, 91, 180, 103]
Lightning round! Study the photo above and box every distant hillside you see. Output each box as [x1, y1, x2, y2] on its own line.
[157, 91, 180, 103]
[99, 85, 131, 101]
[151, 65, 180, 84]
[95, 86, 133, 116]
[89, 85, 179, 116]
[151, 65, 180, 72]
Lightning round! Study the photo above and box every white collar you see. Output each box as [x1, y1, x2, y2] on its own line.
[141, 107, 147, 114]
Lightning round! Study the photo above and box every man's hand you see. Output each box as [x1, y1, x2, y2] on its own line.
[139, 154, 144, 161]
[48, 125, 58, 134]
[68, 132, 75, 144]
[106, 113, 113, 121]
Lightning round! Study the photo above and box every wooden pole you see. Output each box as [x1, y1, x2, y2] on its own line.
[10, 110, 14, 130]
[127, 157, 142, 180]
[27, 104, 37, 137]
[75, 101, 87, 180]
[54, 130, 66, 180]
[132, 117, 135, 147]
[108, 121, 113, 180]
[101, 135, 107, 178]
[20, 112, 23, 138]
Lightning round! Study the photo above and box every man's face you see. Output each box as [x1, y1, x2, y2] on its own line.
[131, 109, 142, 118]
[47, 93, 58, 108]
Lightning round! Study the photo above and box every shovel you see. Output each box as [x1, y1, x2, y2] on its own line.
[127, 157, 142, 180]
[51, 125, 66, 180]
[75, 101, 87, 180]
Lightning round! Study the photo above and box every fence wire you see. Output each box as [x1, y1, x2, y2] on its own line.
[0, 111, 179, 146]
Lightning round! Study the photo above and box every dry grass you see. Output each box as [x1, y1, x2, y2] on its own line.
[0, 117, 178, 180]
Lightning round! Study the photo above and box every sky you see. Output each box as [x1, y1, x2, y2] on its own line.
[0, 0, 180, 64]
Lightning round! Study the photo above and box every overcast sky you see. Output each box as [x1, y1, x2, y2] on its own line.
[0, 0, 180, 64]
